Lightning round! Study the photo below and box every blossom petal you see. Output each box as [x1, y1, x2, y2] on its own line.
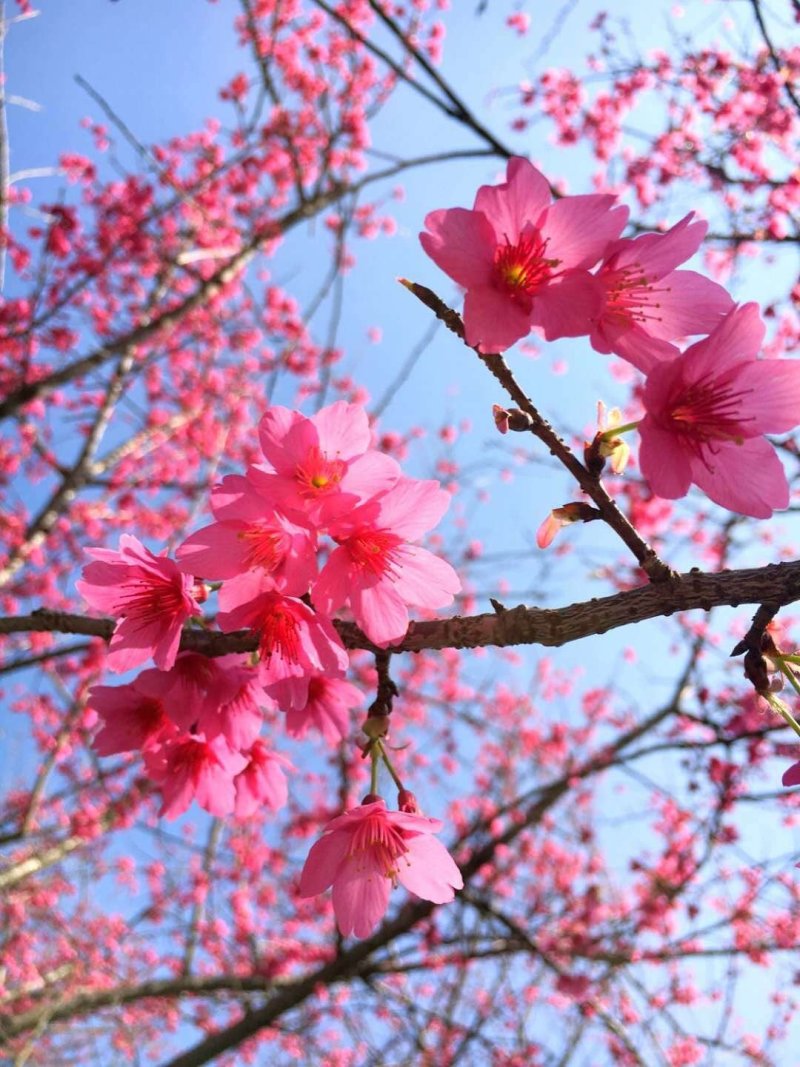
[728, 360, 800, 434]
[638, 415, 693, 500]
[339, 452, 402, 505]
[257, 407, 306, 473]
[314, 401, 371, 459]
[598, 321, 679, 373]
[364, 478, 451, 540]
[312, 548, 354, 617]
[610, 213, 707, 279]
[352, 581, 410, 648]
[531, 271, 603, 340]
[332, 858, 391, 938]
[176, 522, 250, 578]
[473, 157, 552, 240]
[645, 271, 734, 341]
[539, 195, 628, 270]
[689, 437, 789, 519]
[420, 208, 496, 288]
[299, 831, 348, 896]
[392, 546, 460, 608]
[682, 302, 765, 378]
[398, 834, 463, 903]
[463, 285, 532, 352]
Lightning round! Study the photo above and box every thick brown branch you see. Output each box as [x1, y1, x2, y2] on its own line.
[4, 560, 800, 656]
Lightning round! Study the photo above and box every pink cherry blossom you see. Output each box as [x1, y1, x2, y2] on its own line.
[248, 402, 401, 525]
[589, 212, 734, 372]
[144, 734, 248, 819]
[298, 798, 463, 938]
[217, 590, 348, 706]
[420, 156, 628, 352]
[312, 478, 461, 647]
[213, 657, 275, 751]
[284, 675, 363, 744]
[782, 761, 800, 788]
[77, 534, 200, 672]
[87, 677, 177, 756]
[176, 475, 317, 597]
[638, 303, 800, 518]
[136, 653, 267, 750]
[233, 739, 293, 817]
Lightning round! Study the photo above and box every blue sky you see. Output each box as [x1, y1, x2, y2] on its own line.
[4, 2, 800, 1059]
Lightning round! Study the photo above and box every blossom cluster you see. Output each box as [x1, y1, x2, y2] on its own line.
[79, 402, 461, 828]
[421, 157, 800, 519]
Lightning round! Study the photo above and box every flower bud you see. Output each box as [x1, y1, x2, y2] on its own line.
[397, 789, 420, 814]
[536, 502, 602, 549]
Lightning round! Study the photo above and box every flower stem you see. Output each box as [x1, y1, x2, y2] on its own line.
[377, 741, 404, 790]
[601, 419, 640, 438]
[779, 661, 800, 699]
[764, 690, 800, 738]
[370, 746, 380, 794]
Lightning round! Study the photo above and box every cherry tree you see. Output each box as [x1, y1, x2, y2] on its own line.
[1, 1, 800, 1064]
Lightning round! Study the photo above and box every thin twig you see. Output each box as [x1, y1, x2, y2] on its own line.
[400, 281, 672, 580]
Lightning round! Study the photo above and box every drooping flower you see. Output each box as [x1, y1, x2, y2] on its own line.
[213, 657, 275, 751]
[536, 506, 578, 550]
[135, 653, 267, 751]
[248, 402, 401, 526]
[298, 797, 463, 938]
[144, 734, 248, 819]
[284, 675, 363, 744]
[638, 303, 800, 518]
[312, 478, 461, 647]
[87, 677, 177, 756]
[233, 738, 292, 817]
[589, 212, 733, 372]
[77, 535, 201, 672]
[420, 156, 628, 352]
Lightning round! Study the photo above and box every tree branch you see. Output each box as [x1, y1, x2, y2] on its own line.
[4, 559, 800, 657]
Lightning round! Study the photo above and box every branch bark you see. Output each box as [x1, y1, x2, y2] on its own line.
[4, 560, 799, 656]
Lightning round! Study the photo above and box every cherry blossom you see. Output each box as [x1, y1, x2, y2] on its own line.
[77, 535, 201, 672]
[589, 213, 734, 372]
[144, 734, 249, 819]
[284, 675, 364, 743]
[638, 303, 800, 518]
[248, 402, 401, 525]
[87, 677, 177, 756]
[312, 478, 461, 647]
[233, 739, 293, 817]
[298, 797, 463, 938]
[5, 2, 800, 1060]
[136, 653, 267, 750]
[420, 156, 628, 352]
[217, 590, 349, 706]
[176, 475, 317, 596]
